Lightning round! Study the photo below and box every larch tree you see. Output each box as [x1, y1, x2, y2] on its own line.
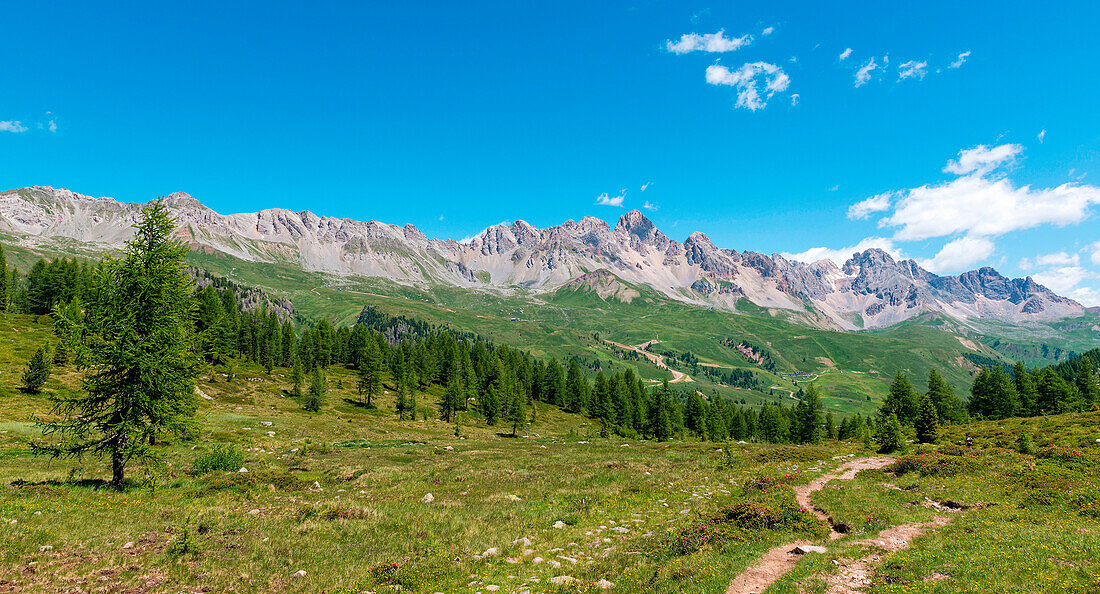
[35, 201, 198, 490]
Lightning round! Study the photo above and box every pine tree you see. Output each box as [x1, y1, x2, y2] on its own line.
[926, 368, 963, 424]
[52, 339, 69, 366]
[304, 365, 326, 412]
[1013, 361, 1038, 416]
[22, 345, 51, 393]
[881, 373, 920, 425]
[290, 357, 304, 396]
[1074, 358, 1099, 409]
[506, 383, 526, 436]
[34, 201, 199, 490]
[796, 383, 824, 444]
[0, 243, 8, 312]
[875, 414, 906, 453]
[357, 340, 383, 407]
[439, 380, 461, 422]
[915, 395, 939, 443]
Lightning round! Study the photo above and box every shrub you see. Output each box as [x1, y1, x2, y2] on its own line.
[200, 469, 305, 492]
[191, 444, 245, 475]
[888, 452, 980, 477]
[1070, 487, 1100, 518]
[1016, 432, 1036, 455]
[752, 445, 833, 464]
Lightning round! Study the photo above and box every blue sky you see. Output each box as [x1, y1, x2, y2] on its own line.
[3, 1, 1099, 302]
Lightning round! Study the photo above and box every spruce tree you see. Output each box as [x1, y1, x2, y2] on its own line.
[35, 201, 198, 490]
[22, 345, 51, 393]
[915, 395, 939, 443]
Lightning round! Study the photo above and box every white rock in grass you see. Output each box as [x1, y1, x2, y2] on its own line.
[549, 576, 576, 585]
[485, 586, 500, 591]
[292, 570, 307, 578]
[482, 547, 500, 557]
[611, 526, 629, 534]
[547, 560, 561, 569]
[248, 509, 260, 515]
[506, 494, 523, 502]
[238, 467, 248, 473]
[39, 545, 52, 552]
[512, 537, 531, 546]
[532, 557, 544, 564]
[596, 579, 614, 589]
[552, 520, 566, 529]
[421, 493, 435, 504]
[122, 542, 134, 549]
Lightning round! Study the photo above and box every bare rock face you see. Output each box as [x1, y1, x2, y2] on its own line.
[0, 187, 1083, 330]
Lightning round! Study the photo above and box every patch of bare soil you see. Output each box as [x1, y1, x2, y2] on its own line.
[815, 356, 837, 368]
[725, 457, 894, 594]
[821, 515, 952, 594]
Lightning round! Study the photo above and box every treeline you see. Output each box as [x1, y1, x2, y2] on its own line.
[967, 359, 1099, 420]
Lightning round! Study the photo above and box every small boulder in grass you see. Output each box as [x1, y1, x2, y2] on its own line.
[293, 570, 307, 578]
[596, 578, 614, 589]
[552, 520, 566, 529]
[791, 545, 828, 554]
[421, 493, 435, 504]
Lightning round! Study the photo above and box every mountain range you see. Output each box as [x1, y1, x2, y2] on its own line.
[0, 186, 1082, 330]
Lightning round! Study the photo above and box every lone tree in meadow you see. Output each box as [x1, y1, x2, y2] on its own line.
[875, 414, 906, 453]
[915, 394, 939, 444]
[357, 340, 383, 407]
[304, 365, 326, 412]
[35, 201, 198, 490]
[21, 345, 51, 393]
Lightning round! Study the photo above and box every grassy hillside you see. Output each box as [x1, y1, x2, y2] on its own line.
[2, 314, 1100, 592]
[184, 251, 1010, 417]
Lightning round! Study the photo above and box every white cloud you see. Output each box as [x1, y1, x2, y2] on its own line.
[790, 93, 800, 106]
[942, 143, 1022, 175]
[948, 51, 971, 69]
[47, 119, 57, 133]
[1032, 266, 1096, 295]
[917, 235, 995, 273]
[1067, 286, 1100, 307]
[854, 57, 879, 87]
[782, 237, 901, 265]
[643, 201, 658, 211]
[839, 48, 853, 61]
[666, 30, 752, 54]
[898, 60, 928, 81]
[872, 143, 1100, 241]
[1038, 252, 1080, 267]
[596, 191, 626, 207]
[762, 26, 775, 36]
[1089, 241, 1100, 266]
[848, 192, 893, 219]
[0, 121, 28, 133]
[1019, 252, 1082, 270]
[640, 182, 652, 192]
[828, 184, 839, 192]
[706, 62, 791, 110]
[1037, 129, 1046, 143]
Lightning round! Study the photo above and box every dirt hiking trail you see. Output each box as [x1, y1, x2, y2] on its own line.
[604, 339, 693, 383]
[725, 456, 895, 594]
